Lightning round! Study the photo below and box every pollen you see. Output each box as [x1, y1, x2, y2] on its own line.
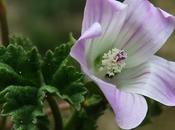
[100, 48, 127, 78]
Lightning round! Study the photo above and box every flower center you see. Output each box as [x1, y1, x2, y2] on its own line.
[100, 48, 127, 78]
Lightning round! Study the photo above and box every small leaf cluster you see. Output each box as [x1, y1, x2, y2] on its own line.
[0, 36, 49, 130]
[0, 35, 89, 130]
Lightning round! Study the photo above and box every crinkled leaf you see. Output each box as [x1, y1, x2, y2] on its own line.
[42, 36, 86, 110]
[63, 82, 87, 110]
[0, 63, 24, 90]
[0, 85, 49, 130]
[42, 40, 73, 84]
[53, 66, 87, 110]
[0, 86, 38, 115]
[0, 35, 88, 129]
[53, 65, 83, 88]
[0, 44, 41, 87]
[12, 106, 49, 130]
[42, 34, 75, 84]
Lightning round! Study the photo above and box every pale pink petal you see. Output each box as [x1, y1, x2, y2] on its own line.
[82, 0, 128, 68]
[82, 0, 127, 33]
[114, 0, 175, 67]
[70, 22, 102, 71]
[91, 76, 147, 129]
[117, 56, 175, 106]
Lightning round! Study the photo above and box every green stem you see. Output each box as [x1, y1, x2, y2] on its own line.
[38, 70, 63, 130]
[0, 0, 9, 45]
[46, 94, 63, 130]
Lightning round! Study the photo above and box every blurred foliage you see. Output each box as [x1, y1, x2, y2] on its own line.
[7, 0, 85, 53]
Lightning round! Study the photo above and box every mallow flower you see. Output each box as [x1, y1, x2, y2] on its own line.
[70, 0, 175, 129]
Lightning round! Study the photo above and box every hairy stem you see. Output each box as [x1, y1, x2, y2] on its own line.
[0, 0, 9, 45]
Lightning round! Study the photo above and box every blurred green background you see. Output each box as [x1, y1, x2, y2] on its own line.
[7, 0, 85, 53]
[4, 0, 175, 130]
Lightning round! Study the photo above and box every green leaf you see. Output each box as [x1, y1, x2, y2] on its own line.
[12, 106, 38, 130]
[53, 65, 83, 88]
[65, 95, 106, 130]
[0, 35, 87, 129]
[64, 81, 106, 130]
[38, 85, 61, 105]
[53, 66, 87, 110]
[0, 86, 38, 115]
[0, 43, 41, 87]
[42, 34, 75, 84]
[42, 37, 87, 110]
[12, 106, 49, 130]
[0, 85, 49, 130]
[0, 63, 23, 90]
[42, 42, 72, 84]
[63, 82, 87, 110]
[39, 83, 87, 112]
[64, 81, 107, 130]
[40, 85, 60, 95]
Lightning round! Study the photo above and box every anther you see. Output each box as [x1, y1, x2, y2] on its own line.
[100, 48, 127, 78]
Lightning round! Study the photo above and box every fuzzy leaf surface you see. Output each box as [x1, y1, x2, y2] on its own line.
[0, 42, 41, 87]
[0, 85, 49, 130]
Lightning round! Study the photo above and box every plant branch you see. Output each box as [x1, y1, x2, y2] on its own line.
[0, 0, 9, 45]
